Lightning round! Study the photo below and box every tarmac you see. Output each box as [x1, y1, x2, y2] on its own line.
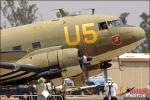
[0, 95, 117, 100]
[67, 95, 113, 100]
[1, 95, 148, 100]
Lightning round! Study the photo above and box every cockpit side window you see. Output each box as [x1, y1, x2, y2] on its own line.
[108, 19, 124, 28]
[98, 22, 108, 30]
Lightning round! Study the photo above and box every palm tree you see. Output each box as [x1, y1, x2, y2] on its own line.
[140, 12, 150, 30]
[139, 12, 150, 53]
[119, 12, 130, 25]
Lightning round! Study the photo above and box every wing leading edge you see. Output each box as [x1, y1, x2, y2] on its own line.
[0, 62, 39, 72]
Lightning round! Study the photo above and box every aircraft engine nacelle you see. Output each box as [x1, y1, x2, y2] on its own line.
[17, 48, 82, 84]
[48, 48, 82, 78]
[17, 48, 81, 70]
[48, 48, 79, 68]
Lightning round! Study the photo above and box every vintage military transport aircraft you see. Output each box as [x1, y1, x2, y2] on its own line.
[0, 9, 145, 87]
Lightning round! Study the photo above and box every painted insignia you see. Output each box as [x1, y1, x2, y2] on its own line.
[112, 35, 121, 45]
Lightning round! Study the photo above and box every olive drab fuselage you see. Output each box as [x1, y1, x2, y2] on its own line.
[0, 14, 145, 85]
[1, 15, 141, 57]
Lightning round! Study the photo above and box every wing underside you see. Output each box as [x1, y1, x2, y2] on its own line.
[0, 62, 38, 85]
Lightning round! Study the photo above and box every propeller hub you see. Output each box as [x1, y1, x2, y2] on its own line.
[81, 55, 92, 64]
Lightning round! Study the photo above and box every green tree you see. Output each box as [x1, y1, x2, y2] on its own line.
[1, 0, 38, 27]
[139, 12, 150, 53]
[119, 12, 130, 24]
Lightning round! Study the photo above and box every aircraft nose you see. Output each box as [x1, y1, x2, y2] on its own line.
[133, 27, 145, 41]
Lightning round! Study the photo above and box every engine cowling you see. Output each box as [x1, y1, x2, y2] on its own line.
[48, 48, 82, 78]
[17, 48, 80, 68]
[48, 48, 80, 68]
[8, 47, 96, 87]
[17, 48, 82, 85]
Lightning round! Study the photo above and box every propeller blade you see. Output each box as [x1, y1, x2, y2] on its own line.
[78, 34, 93, 84]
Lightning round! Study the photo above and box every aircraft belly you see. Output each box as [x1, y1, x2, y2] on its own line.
[91, 39, 143, 65]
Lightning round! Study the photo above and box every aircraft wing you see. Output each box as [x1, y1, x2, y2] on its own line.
[0, 50, 27, 62]
[0, 62, 39, 72]
[0, 46, 63, 73]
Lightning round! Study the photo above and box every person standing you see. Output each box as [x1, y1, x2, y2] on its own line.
[104, 78, 118, 100]
[37, 77, 46, 100]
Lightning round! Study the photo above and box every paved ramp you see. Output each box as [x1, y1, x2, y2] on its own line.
[66, 95, 104, 100]
[1, 95, 149, 100]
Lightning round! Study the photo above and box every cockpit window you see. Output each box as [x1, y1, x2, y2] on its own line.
[98, 20, 123, 30]
[108, 20, 124, 28]
[98, 22, 108, 30]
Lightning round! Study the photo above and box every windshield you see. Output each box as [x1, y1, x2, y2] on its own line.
[108, 20, 124, 28]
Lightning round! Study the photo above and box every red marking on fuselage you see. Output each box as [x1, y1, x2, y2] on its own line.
[112, 35, 121, 45]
